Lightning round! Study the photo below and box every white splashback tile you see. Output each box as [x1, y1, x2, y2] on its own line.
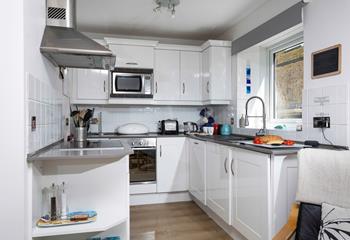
[308, 88, 323, 106]
[306, 125, 323, 143]
[335, 125, 348, 146]
[307, 105, 323, 124]
[323, 104, 348, 125]
[25, 71, 65, 154]
[88, 106, 201, 133]
[325, 85, 348, 104]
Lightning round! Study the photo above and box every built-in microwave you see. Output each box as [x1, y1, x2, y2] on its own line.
[110, 68, 153, 98]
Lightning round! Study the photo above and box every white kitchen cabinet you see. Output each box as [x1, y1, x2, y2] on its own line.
[231, 148, 270, 240]
[180, 51, 202, 101]
[189, 139, 206, 204]
[70, 68, 109, 104]
[206, 142, 231, 224]
[202, 45, 231, 104]
[30, 155, 130, 239]
[108, 44, 155, 69]
[154, 49, 181, 101]
[272, 155, 298, 235]
[157, 137, 188, 193]
[202, 48, 210, 101]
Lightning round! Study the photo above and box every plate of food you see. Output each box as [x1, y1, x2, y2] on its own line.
[238, 135, 306, 149]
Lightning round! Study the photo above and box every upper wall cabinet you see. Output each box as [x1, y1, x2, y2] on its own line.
[70, 68, 109, 104]
[154, 49, 181, 101]
[202, 41, 232, 104]
[69, 39, 232, 105]
[154, 45, 202, 103]
[180, 51, 202, 101]
[106, 38, 159, 69]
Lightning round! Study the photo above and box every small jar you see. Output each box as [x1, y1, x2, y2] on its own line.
[213, 123, 219, 135]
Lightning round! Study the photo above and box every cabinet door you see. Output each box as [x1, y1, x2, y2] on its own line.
[157, 138, 188, 193]
[201, 48, 210, 101]
[109, 44, 154, 69]
[189, 139, 206, 204]
[154, 49, 180, 101]
[208, 47, 231, 101]
[206, 142, 231, 224]
[75, 69, 109, 100]
[231, 148, 270, 240]
[180, 51, 201, 101]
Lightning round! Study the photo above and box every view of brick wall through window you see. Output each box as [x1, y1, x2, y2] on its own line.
[274, 44, 304, 119]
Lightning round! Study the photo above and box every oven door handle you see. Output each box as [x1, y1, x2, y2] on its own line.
[131, 147, 157, 151]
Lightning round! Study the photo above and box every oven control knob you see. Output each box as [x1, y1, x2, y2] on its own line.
[139, 140, 144, 146]
[131, 141, 135, 146]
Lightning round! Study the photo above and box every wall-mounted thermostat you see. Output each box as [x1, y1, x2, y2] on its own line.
[312, 44, 341, 79]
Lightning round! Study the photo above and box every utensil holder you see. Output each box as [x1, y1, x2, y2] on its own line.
[75, 127, 87, 142]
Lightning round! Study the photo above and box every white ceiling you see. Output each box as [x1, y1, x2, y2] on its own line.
[76, 0, 270, 40]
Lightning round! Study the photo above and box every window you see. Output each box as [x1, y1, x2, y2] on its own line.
[270, 39, 304, 120]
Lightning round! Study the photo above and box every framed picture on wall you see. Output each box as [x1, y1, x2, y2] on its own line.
[312, 44, 342, 79]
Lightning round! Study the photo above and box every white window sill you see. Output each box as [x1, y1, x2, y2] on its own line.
[240, 120, 302, 132]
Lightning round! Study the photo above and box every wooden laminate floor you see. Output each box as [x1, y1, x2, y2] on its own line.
[131, 201, 232, 240]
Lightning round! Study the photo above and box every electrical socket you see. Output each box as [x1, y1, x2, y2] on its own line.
[313, 117, 330, 128]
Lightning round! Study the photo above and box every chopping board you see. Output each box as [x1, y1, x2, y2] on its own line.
[37, 216, 96, 228]
[236, 140, 310, 149]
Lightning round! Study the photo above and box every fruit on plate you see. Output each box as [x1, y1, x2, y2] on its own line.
[253, 137, 264, 144]
[283, 140, 295, 146]
[254, 135, 284, 145]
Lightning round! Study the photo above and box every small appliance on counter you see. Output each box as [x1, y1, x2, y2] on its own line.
[220, 124, 232, 136]
[117, 123, 149, 135]
[183, 122, 199, 134]
[159, 119, 179, 135]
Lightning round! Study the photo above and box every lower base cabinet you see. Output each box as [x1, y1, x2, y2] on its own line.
[189, 139, 206, 204]
[206, 142, 231, 224]
[231, 148, 270, 240]
[157, 137, 188, 193]
[189, 140, 298, 240]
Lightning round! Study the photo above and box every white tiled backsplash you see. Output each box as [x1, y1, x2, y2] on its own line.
[88, 106, 201, 133]
[26, 72, 65, 154]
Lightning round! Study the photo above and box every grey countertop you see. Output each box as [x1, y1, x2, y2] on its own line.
[87, 132, 187, 139]
[187, 135, 305, 155]
[29, 133, 345, 162]
[88, 132, 306, 156]
[27, 139, 133, 162]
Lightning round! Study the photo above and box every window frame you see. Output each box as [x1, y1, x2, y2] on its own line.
[268, 33, 304, 125]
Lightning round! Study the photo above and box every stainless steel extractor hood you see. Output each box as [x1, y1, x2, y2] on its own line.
[40, 0, 115, 70]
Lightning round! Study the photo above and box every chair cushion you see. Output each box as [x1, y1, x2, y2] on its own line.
[295, 203, 322, 240]
[318, 203, 350, 239]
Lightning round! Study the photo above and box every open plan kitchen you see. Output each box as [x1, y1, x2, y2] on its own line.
[2, 0, 350, 240]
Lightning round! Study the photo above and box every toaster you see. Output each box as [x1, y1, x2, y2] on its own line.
[160, 119, 179, 135]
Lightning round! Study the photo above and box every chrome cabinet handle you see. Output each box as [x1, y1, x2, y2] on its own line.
[103, 80, 106, 92]
[126, 62, 138, 66]
[155, 82, 158, 93]
[224, 158, 228, 173]
[183, 83, 185, 94]
[160, 145, 162, 157]
[194, 142, 199, 145]
[231, 158, 235, 176]
[206, 81, 210, 93]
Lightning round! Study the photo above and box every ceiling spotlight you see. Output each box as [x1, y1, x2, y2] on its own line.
[153, 0, 180, 18]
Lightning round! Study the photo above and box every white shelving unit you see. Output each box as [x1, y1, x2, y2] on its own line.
[29, 155, 130, 240]
[32, 211, 128, 238]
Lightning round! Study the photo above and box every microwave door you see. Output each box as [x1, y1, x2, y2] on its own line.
[114, 74, 144, 94]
